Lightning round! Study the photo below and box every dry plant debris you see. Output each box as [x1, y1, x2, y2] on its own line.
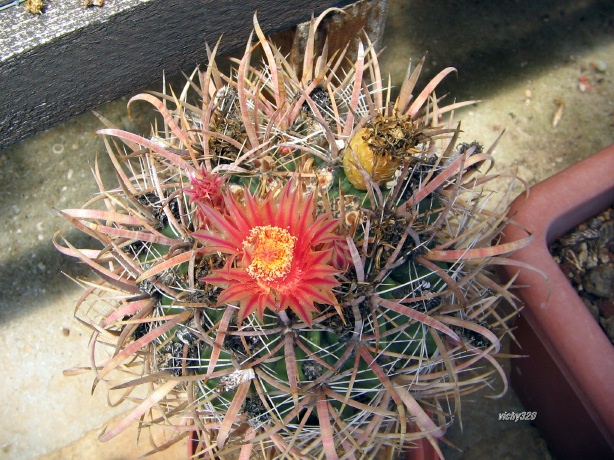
[24, 0, 42, 14]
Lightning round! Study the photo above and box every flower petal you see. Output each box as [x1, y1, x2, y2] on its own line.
[193, 231, 239, 254]
[199, 205, 244, 244]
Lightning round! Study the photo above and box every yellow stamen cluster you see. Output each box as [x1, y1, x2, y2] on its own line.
[243, 225, 296, 282]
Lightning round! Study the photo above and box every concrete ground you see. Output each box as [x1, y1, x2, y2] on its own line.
[1, 0, 613, 459]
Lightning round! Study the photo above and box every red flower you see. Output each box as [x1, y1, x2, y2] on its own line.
[194, 181, 346, 324]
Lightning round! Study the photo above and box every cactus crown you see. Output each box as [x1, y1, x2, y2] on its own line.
[57, 9, 527, 460]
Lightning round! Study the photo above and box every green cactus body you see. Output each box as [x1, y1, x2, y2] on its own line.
[57, 10, 526, 460]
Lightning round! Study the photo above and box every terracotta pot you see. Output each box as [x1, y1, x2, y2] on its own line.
[499, 144, 614, 459]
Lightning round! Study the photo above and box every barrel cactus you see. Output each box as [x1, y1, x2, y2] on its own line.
[56, 10, 529, 459]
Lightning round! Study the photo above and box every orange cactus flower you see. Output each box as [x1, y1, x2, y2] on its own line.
[194, 181, 346, 324]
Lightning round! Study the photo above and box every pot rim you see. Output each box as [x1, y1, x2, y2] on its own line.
[500, 143, 614, 442]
